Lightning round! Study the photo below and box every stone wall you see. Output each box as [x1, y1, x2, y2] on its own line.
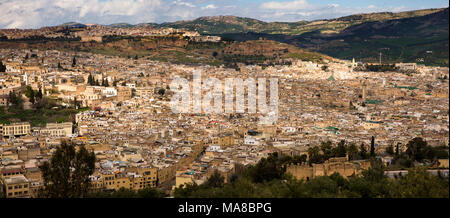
[286, 157, 371, 181]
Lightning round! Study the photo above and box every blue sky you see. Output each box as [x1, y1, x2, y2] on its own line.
[0, 0, 448, 28]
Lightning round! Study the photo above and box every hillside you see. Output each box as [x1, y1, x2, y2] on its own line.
[299, 8, 449, 66]
[218, 8, 449, 66]
[0, 34, 330, 67]
[157, 8, 444, 35]
[102, 8, 443, 36]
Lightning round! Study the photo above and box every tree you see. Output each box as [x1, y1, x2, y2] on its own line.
[320, 141, 333, 159]
[25, 85, 34, 98]
[308, 146, 323, 164]
[72, 56, 76, 67]
[73, 97, 80, 109]
[347, 143, 359, 160]
[406, 137, 428, 162]
[158, 88, 165, 96]
[359, 143, 367, 160]
[335, 140, 347, 157]
[204, 170, 225, 188]
[103, 78, 109, 87]
[386, 144, 394, 155]
[370, 136, 375, 157]
[29, 89, 35, 104]
[87, 74, 94, 85]
[8, 91, 20, 106]
[0, 60, 6, 72]
[391, 167, 449, 198]
[395, 143, 400, 157]
[39, 140, 96, 198]
[36, 87, 43, 99]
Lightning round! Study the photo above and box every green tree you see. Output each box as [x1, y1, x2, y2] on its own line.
[320, 141, 333, 159]
[8, 91, 21, 106]
[347, 143, 359, 160]
[39, 140, 96, 198]
[308, 146, 323, 164]
[204, 170, 225, 188]
[0, 60, 6, 72]
[36, 88, 43, 100]
[158, 88, 165, 96]
[390, 167, 449, 198]
[359, 143, 367, 159]
[88, 74, 97, 86]
[370, 136, 376, 157]
[335, 140, 347, 157]
[406, 137, 428, 162]
[29, 89, 35, 104]
[72, 56, 76, 67]
[25, 85, 34, 98]
[395, 143, 400, 157]
[102, 78, 109, 87]
[386, 144, 394, 155]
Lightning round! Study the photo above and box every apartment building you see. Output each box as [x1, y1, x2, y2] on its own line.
[2, 175, 31, 198]
[0, 122, 31, 137]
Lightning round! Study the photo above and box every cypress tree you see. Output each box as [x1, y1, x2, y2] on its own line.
[370, 136, 375, 157]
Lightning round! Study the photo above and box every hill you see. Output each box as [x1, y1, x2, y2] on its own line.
[157, 8, 443, 35]
[218, 8, 449, 66]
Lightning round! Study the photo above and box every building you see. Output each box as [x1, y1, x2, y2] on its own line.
[0, 122, 31, 137]
[395, 63, 417, 71]
[135, 87, 153, 97]
[38, 122, 73, 137]
[116, 86, 132, 101]
[2, 175, 31, 198]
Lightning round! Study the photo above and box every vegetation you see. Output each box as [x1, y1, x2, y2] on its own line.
[0, 95, 85, 126]
[388, 137, 449, 169]
[364, 64, 397, 72]
[38, 140, 96, 198]
[0, 60, 6, 72]
[174, 154, 449, 198]
[217, 9, 449, 66]
[157, 8, 443, 35]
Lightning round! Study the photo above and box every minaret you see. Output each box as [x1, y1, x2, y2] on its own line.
[23, 72, 28, 85]
[362, 81, 367, 100]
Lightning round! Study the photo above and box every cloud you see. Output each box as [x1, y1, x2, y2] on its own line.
[202, 4, 218, 10]
[0, 0, 441, 29]
[261, 0, 310, 10]
[173, 0, 196, 8]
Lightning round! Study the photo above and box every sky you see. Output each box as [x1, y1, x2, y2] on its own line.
[0, 0, 448, 29]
